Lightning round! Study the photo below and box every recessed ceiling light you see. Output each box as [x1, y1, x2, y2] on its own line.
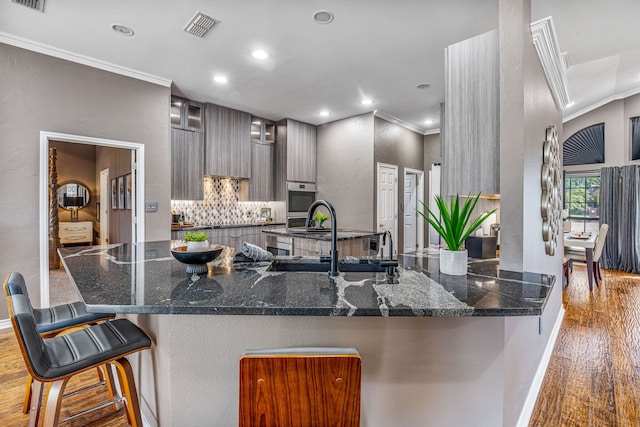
[424, 119, 434, 125]
[361, 98, 373, 105]
[252, 50, 269, 60]
[111, 24, 134, 36]
[213, 75, 228, 84]
[319, 111, 330, 117]
[313, 10, 334, 24]
[416, 83, 431, 90]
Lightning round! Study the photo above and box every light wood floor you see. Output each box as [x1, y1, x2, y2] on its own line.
[1, 265, 638, 426]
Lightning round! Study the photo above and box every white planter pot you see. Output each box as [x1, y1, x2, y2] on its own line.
[186, 240, 209, 252]
[439, 248, 468, 276]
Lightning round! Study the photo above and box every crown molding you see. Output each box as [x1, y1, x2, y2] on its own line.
[0, 31, 172, 88]
[563, 85, 640, 123]
[373, 110, 434, 135]
[530, 16, 571, 110]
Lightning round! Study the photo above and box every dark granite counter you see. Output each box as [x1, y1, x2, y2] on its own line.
[59, 241, 554, 317]
[262, 228, 381, 241]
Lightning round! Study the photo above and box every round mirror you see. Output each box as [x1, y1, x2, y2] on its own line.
[57, 181, 90, 210]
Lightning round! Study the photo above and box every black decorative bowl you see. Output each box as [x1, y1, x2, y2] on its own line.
[170, 244, 224, 274]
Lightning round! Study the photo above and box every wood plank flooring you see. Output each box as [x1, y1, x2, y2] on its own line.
[0, 264, 638, 426]
[530, 265, 640, 426]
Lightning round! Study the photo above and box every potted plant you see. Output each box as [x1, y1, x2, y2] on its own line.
[183, 231, 209, 252]
[312, 211, 331, 229]
[418, 193, 497, 275]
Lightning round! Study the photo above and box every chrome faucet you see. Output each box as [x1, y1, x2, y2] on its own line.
[305, 200, 339, 276]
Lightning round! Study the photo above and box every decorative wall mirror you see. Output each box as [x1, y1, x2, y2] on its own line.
[57, 181, 90, 221]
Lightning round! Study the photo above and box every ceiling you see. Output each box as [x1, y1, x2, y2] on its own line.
[1, 0, 639, 133]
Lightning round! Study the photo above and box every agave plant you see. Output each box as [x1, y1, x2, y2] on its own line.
[418, 193, 497, 251]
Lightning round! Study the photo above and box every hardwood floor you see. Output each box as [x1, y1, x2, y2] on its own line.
[0, 265, 638, 426]
[530, 265, 640, 426]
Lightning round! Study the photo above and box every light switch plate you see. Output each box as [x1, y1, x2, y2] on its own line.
[145, 202, 158, 212]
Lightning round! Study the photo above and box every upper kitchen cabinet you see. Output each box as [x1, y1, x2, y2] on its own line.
[171, 128, 204, 200]
[205, 103, 252, 178]
[275, 119, 317, 187]
[171, 96, 204, 133]
[251, 117, 275, 144]
[240, 142, 274, 201]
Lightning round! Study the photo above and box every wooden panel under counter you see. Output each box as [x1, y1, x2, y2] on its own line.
[263, 229, 380, 257]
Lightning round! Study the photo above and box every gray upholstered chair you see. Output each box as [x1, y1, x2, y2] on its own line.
[565, 223, 609, 286]
[3, 272, 116, 413]
[6, 275, 151, 427]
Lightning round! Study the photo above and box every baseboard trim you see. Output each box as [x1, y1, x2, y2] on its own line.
[0, 318, 12, 330]
[516, 305, 565, 427]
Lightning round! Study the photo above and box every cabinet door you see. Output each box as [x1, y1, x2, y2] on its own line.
[247, 142, 274, 201]
[184, 101, 204, 133]
[171, 128, 204, 200]
[286, 119, 316, 182]
[205, 104, 251, 178]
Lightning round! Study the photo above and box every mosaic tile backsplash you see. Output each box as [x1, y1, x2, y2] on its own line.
[171, 176, 284, 225]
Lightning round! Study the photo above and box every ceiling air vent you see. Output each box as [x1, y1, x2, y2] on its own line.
[183, 12, 219, 38]
[11, 0, 44, 12]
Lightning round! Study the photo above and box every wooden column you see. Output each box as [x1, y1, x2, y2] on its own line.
[49, 147, 61, 269]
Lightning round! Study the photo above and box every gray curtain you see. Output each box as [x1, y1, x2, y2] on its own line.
[600, 165, 640, 273]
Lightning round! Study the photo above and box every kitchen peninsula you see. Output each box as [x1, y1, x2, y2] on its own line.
[58, 242, 555, 426]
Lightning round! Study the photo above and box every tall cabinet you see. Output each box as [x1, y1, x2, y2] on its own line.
[205, 104, 252, 178]
[275, 119, 317, 200]
[171, 96, 204, 200]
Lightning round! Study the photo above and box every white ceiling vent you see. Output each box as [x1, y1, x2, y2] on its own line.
[183, 12, 219, 38]
[11, 0, 44, 12]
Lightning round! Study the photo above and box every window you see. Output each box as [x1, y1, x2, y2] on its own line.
[563, 173, 600, 233]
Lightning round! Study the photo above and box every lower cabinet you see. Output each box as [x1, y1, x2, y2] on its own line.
[171, 226, 277, 251]
[293, 237, 372, 257]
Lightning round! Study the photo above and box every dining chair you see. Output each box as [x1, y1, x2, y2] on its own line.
[239, 347, 361, 427]
[565, 223, 609, 286]
[6, 286, 151, 427]
[3, 272, 116, 414]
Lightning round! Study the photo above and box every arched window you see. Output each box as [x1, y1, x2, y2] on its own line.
[562, 123, 605, 166]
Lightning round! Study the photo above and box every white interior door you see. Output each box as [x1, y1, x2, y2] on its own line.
[428, 164, 442, 246]
[99, 168, 109, 245]
[404, 173, 417, 253]
[377, 163, 398, 256]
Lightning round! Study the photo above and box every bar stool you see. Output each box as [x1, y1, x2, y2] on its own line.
[3, 272, 116, 413]
[239, 347, 361, 427]
[6, 284, 151, 426]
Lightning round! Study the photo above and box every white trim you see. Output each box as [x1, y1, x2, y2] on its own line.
[563, 85, 640, 123]
[373, 110, 429, 135]
[423, 128, 441, 136]
[530, 17, 571, 110]
[0, 32, 172, 88]
[40, 131, 145, 308]
[0, 318, 12, 330]
[515, 305, 566, 427]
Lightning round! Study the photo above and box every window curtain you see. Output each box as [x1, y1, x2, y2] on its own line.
[600, 165, 640, 273]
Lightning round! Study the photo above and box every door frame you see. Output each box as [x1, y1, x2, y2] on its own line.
[403, 167, 425, 252]
[99, 168, 110, 245]
[376, 162, 398, 255]
[39, 131, 145, 308]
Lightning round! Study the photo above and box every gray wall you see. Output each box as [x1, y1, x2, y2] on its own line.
[423, 133, 442, 244]
[373, 116, 425, 252]
[498, 0, 564, 425]
[563, 93, 640, 171]
[316, 113, 375, 231]
[0, 43, 171, 319]
[96, 146, 133, 244]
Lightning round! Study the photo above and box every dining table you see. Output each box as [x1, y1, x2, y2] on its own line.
[563, 231, 598, 290]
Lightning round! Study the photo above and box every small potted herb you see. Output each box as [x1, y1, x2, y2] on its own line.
[312, 211, 331, 229]
[183, 231, 209, 251]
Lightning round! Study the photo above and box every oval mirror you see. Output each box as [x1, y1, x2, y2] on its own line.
[57, 182, 90, 209]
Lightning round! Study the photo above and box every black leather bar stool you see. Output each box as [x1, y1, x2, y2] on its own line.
[6, 278, 152, 426]
[3, 272, 116, 413]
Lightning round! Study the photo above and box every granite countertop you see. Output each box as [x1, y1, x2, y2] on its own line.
[262, 228, 381, 241]
[171, 222, 285, 231]
[59, 241, 554, 317]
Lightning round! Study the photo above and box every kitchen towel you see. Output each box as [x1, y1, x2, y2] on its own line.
[235, 242, 273, 262]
